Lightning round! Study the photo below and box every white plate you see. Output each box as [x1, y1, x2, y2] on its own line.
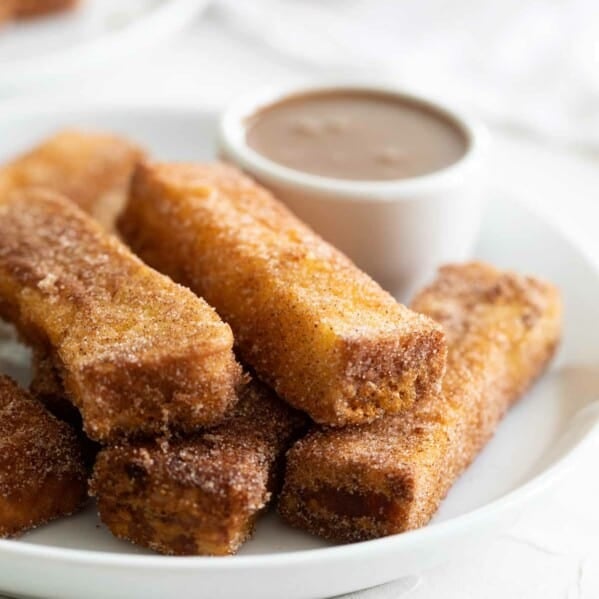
[0, 0, 207, 94]
[0, 104, 598, 599]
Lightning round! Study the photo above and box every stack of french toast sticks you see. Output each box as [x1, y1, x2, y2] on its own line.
[0, 130, 562, 554]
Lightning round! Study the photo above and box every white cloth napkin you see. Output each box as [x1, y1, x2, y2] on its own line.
[217, 0, 599, 149]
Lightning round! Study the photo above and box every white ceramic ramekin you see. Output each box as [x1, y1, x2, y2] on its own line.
[219, 83, 488, 300]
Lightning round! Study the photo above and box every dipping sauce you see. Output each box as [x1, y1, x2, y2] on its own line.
[245, 91, 468, 181]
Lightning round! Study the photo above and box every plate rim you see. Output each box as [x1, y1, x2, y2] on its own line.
[0, 101, 598, 571]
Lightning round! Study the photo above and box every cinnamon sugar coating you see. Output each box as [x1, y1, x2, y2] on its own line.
[0, 129, 143, 230]
[119, 162, 446, 426]
[278, 262, 562, 542]
[91, 380, 307, 556]
[0, 375, 87, 537]
[0, 189, 243, 442]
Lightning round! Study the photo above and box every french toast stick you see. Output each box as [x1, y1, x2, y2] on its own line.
[0, 375, 86, 537]
[119, 162, 446, 426]
[0, 189, 242, 442]
[0, 129, 142, 230]
[91, 379, 307, 556]
[278, 262, 561, 542]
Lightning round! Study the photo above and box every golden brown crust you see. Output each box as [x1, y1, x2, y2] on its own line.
[278, 262, 562, 542]
[119, 162, 446, 426]
[0, 189, 243, 442]
[13, 0, 77, 18]
[90, 380, 307, 556]
[0, 130, 143, 231]
[0, 375, 87, 537]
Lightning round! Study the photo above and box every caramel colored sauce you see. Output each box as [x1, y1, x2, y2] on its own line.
[246, 91, 467, 181]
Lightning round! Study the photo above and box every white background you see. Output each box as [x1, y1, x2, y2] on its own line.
[2, 2, 599, 598]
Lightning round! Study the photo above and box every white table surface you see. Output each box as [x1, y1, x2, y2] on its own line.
[1, 7, 599, 599]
